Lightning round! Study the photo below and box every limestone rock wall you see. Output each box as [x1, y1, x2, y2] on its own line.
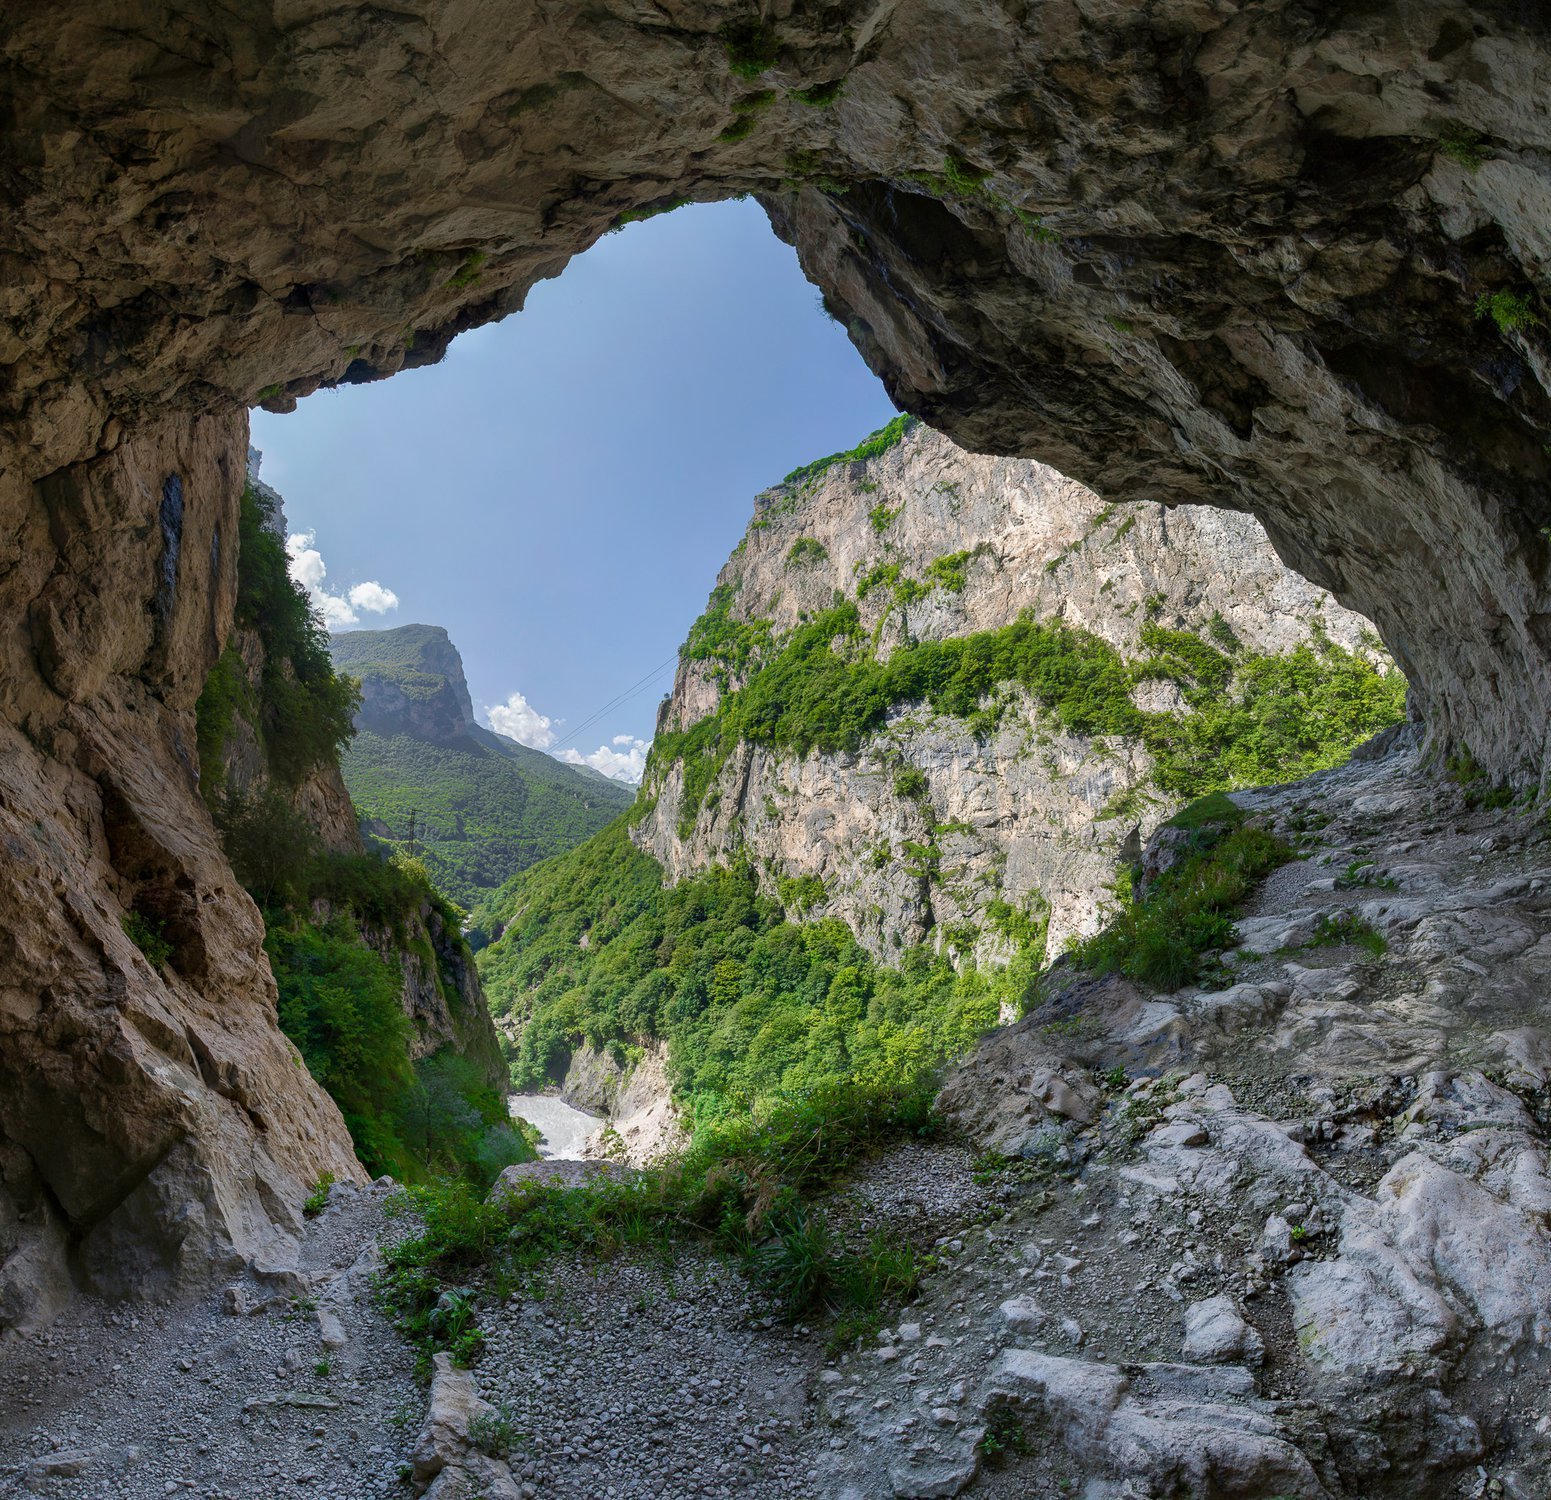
[0, 416, 364, 1331]
[636, 425, 1381, 957]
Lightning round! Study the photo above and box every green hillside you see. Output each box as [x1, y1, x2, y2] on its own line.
[329, 625, 633, 910]
[474, 818, 1037, 1126]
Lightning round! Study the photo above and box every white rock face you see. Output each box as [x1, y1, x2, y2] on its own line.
[637, 424, 1383, 958]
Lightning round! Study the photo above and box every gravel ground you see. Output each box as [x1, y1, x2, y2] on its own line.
[0, 1183, 420, 1500]
[0, 1146, 995, 1500]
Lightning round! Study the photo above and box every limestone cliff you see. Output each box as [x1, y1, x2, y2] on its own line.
[204, 472, 506, 1095]
[0, 416, 364, 1332]
[637, 423, 1395, 960]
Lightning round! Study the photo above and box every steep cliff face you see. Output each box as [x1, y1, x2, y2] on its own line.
[637, 423, 1396, 958]
[201, 479, 508, 1104]
[334, 624, 478, 744]
[0, 417, 364, 1332]
[327, 624, 633, 909]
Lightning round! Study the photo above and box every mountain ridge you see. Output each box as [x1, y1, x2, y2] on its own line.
[327, 623, 633, 909]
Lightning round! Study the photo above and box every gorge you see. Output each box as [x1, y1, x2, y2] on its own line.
[2, 2, 1551, 1496]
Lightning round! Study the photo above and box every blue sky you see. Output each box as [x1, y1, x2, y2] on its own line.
[252, 198, 897, 780]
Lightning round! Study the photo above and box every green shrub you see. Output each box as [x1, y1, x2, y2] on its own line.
[231, 485, 360, 788]
[303, 1173, 335, 1217]
[786, 537, 829, 567]
[609, 197, 693, 232]
[215, 786, 319, 909]
[194, 646, 251, 794]
[793, 78, 845, 107]
[1447, 746, 1516, 809]
[122, 910, 174, 968]
[270, 916, 527, 1184]
[894, 767, 930, 802]
[269, 918, 418, 1175]
[445, 250, 486, 289]
[721, 18, 780, 78]
[1439, 121, 1487, 171]
[924, 551, 973, 594]
[868, 502, 901, 533]
[776, 874, 827, 916]
[1307, 912, 1388, 958]
[1067, 821, 1291, 992]
[1475, 289, 1540, 336]
[718, 113, 758, 143]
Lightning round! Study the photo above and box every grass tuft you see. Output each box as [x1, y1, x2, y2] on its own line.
[1067, 820, 1292, 991]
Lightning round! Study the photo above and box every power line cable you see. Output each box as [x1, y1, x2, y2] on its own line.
[548, 654, 680, 753]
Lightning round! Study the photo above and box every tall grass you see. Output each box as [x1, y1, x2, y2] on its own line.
[1066, 810, 1291, 991]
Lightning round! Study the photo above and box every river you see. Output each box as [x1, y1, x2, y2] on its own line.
[507, 1092, 602, 1160]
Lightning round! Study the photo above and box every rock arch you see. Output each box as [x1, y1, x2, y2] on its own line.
[0, 0, 1547, 1309]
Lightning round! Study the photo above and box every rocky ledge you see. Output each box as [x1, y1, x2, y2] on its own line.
[833, 736, 1551, 1499]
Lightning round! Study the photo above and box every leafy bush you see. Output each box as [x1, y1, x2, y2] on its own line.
[214, 785, 320, 908]
[1448, 746, 1516, 809]
[924, 551, 973, 594]
[194, 646, 251, 794]
[680, 583, 774, 691]
[122, 910, 174, 968]
[894, 767, 930, 801]
[786, 537, 828, 567]
[776, 874, 826, 916]
[793, 78, 845, 108]
[230, 485, 360, 788]
[721, 18, 780, 78]
[1307, 911, 1388, 958]
[1439, 121, 1487, 171]
[1066, 820, 1291, 992]
[303, 1173, 335, 1217]
[1475, 289, 1540, 336]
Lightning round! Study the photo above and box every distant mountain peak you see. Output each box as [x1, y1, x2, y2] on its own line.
[329, 622, 476, 743]
[326, 621, 633, 908]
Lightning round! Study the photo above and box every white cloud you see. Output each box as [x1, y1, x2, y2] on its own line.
[286, 531, 327, 591]
[285, 530, 399, 632]
[560, 735, 651, 785]
[485, 691, 556, 750]
[348, 580, 400, 614]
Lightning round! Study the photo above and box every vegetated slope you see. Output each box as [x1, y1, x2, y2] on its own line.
[477, 818, 1032, 1124]
[478, 421, 1405, 1135]
[329, 623, 633, 911]
[637, 417, 1406, 958]
[196, 475, 529, 1184]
